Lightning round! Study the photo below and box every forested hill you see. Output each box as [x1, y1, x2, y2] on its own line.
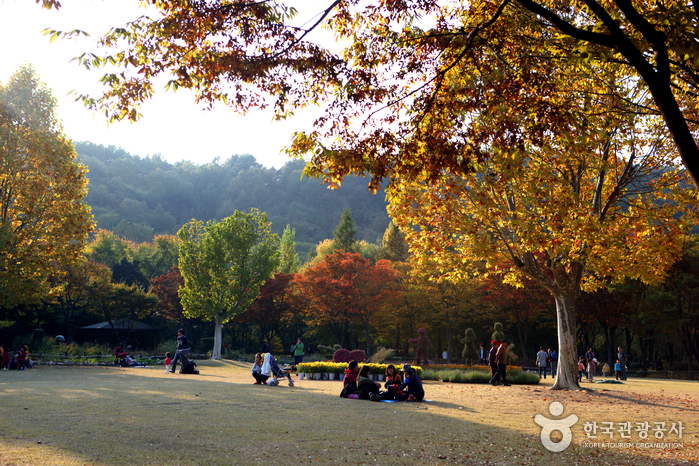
[75, 142, 390, 258]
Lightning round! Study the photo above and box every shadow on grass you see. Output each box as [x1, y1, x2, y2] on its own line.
[0, 366, 691, 465]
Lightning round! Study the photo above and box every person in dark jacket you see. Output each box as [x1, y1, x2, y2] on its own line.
[169, 329, 190, 373]
[490, 339, 510, 386]
[356, 365, 381, 401]
[488, 340, 500, 381]
[340, 360, 359, 398]
[399, 365, 424, 401]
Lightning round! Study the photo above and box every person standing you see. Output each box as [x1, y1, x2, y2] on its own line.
[617, 346, 628, 381]
[478, 344, 487, 365]
[488, 340, 500, 384]
[292, 337, 305, 365]
[169, 329, 189, 373]
[585, 347, 595, 362]
[536, 347, 548, 379]
[491, 339, 510, 386]
[549, 348, 558, 377]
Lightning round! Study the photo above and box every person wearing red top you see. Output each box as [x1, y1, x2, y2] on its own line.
[340, 360, 359, 398]
[1, 346, 10, 370]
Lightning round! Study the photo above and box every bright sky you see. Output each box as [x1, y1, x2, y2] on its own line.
[0, 0, 321, 168]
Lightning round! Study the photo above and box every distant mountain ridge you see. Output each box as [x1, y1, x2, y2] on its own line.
[75, 142, 390, 259]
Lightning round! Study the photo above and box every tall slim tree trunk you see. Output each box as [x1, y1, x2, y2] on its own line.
[365, 322, 372, 358]
[552, 292, 582, 390]
[211, 315, 223, 360]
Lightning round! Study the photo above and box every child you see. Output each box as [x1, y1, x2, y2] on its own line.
[165, 352, 172, 374]
[615, 359, 622, 380]
[577, 356, 585, 382]
[587, 358, 595, 383]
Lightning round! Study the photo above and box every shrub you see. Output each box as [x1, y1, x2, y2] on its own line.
[332, 348, 351, 362]
[421, 367, 538, 385]
[199, 338, 215, 353]
[368, 347, 395, 364]
[348, 350, 366, 362]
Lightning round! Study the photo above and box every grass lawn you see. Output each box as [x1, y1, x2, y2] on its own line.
[0, 361, 696, 465]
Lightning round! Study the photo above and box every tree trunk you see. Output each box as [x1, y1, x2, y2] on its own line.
[211, 315, 223, 360]
[516, 319, 529, 367]
[365, 322, 372, 358]
[551, 292, 582, 390]
[606, 326, 617, 369]
[447, 327, 453, 362]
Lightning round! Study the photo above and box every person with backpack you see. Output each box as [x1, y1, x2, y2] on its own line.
[549, 348, 558, 377]
[340, 360, 359, 398]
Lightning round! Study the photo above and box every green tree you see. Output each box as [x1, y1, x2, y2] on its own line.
[177, 210, 280, 359]
[0, 64, 94, 308]
[85, 229, 129, 268]
[332, 208, 357, 253]
[279, 224, 300, 274]
[378, 222, 409, 262]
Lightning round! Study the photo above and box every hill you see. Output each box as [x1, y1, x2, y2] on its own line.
[75, 142, 390, 259]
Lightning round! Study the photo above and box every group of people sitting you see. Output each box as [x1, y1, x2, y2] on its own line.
[113, 346, 146, 367]
[1, 344, 31, 370]
[341, 361, 424, 402]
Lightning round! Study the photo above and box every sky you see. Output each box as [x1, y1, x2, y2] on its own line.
[0, 0, 321, 169]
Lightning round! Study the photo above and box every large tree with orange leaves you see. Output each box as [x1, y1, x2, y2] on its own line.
[0, 65, 94, 308]
[294, 251, 400, 355]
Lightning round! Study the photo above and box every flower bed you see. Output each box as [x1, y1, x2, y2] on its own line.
[422, 364, 522, 374]
[421, 367, 538, 385]
[296, 362, 422, 376]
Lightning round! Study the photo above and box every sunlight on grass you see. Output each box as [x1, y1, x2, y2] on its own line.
[0, 362, 696, 465]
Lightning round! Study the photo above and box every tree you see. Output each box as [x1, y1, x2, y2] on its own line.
[48, 259, 111, 342]
[39, 1, 699, 190]
[85, 229, 129, 268]
[111, 258, 148, 290]
[177, 210, 280, 360]
[382, 14, 698, 389]
[0, 64, 94, 308]
[332, 208, 357, 253]
[378, 221, 409, 262]
[279, 224, 301, 274]
[294, 251, 400, 353]
[239, 273, 297, 348]
[87, 269, 158, 348]
[480, 268, 554, 367]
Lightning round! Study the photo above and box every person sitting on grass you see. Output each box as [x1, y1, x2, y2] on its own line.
[400, 365, 425, 401]
[252, 353, 268, 385]
[340, 360, 359, 398]
[15, 346, 27, 370]
[0, 346, 6, 371]
[382, 364, 407, 401]
[356, 365, 382, 401]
